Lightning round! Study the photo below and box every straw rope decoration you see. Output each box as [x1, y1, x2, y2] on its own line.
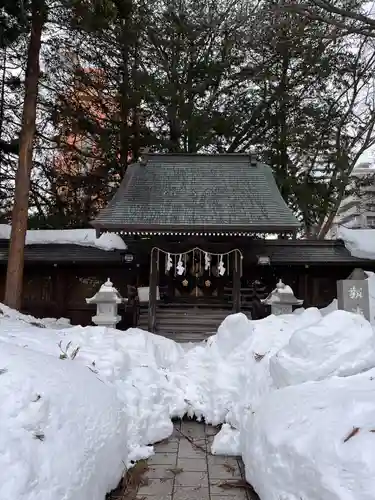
[152, 246, 243, 277]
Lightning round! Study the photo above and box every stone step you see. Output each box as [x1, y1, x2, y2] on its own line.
[163, 334, 212, 343]
[138, 322, 219, 334]
[156, 308, 229, 314]
[139, 315, 226, 325]
[155, 313, 227, 322]
[140, 306, 231, 315]
[137, 306, 237, 341]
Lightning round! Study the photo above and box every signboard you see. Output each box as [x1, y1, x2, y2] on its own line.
[337, 279, 370, 321]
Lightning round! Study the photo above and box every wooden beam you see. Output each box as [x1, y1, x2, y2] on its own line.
[232, 250, 241, 313]
[148, 249, 158, 332]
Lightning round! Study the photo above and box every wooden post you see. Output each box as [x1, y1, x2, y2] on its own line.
[232, 250, 241, 313]
[53, 265, 67, 319]
[303, 269, 309, 307]
[148, 248, 158, 332]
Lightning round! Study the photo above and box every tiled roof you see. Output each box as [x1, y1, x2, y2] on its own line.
[251, 239, 365, 264]
[0, 239, 368, 265]
[0, 243, 124, 264]
[91, 154, 300, 233]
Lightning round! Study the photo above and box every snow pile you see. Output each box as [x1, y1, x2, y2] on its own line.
[211, 423, 240, 456]
[172, 308, 322, 428]
[0, 342, 128, 500]
[338, 226, 375, 260]
[270, 310, 375, 387]
[3, 298, 375, 500]
[242, 369, 375, 500]
[0, 224, 126, 251]
[0, 306, 187, 500]
[0, 314, 183, 463]
[0, 302, 71, 329]
[238, 309, 375, 500]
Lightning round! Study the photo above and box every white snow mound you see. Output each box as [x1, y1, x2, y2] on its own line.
[0, 342, 128, 500]
[242, 368, 375, 500]
[0, 302, 71, 329]
[211, 423, 240, 456]
[270, 310, 375, 387]
[3, 297, 375, 500]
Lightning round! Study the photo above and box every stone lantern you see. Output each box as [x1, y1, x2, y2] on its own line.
[86, 278, 124, 328]
[262, 279, 303, 316]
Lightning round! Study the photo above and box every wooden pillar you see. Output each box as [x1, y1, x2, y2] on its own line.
[303, 268, 309, 307]
[148, 248, 158, 332]
[53, 265, 67, 319]
[232, 250, 241, 313]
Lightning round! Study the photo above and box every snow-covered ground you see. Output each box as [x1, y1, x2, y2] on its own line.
[2, 299, 375, 500]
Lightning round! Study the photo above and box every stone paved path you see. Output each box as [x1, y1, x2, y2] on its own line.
[136, 419, 254, 500]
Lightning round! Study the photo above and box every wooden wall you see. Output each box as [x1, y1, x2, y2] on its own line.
[1, 260, 374, 327]
[0, 263, 135, 329]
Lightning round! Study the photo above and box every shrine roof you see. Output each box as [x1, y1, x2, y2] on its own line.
[0, 242, 125, 264]
[0, 238, 370, 265]
[91, 154, 300, 234]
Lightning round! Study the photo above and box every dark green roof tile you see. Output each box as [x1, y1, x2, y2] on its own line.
[0, 243, 125, 264]
[92, 154, 300, 232]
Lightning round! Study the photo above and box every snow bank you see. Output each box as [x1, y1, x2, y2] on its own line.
[0, 316, 183, 463]
[338, 226, 375, 260]
[0, 342, 128, 500]
[0, 224, 126, 251]
[242, 369, 375, 500]
[0, 302, 71, 329]
[0, 307, 187, 499]
[191, 306, 375, 500]
[3, 297, 375, 500]
[270, 310, 375, 387]
[172, 308, 323, 428]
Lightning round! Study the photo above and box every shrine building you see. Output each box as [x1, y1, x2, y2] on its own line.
[91, 153, 302, 338]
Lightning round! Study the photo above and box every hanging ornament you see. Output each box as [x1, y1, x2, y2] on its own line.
[218, 255, 226, 276]
[176, 254, 185, 275]
[204, 252, 211, 271]
[165, 253, 173, 273]
[182, 278, 189, 287]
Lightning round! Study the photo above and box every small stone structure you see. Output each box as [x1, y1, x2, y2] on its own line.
[262, 279, 303, 315]
[86, 278, 125, 328]
[337, 268, 370, 321]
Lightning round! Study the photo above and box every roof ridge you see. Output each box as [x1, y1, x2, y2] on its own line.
[147, 152, 253, 156]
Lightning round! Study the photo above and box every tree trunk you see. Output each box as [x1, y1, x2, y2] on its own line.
[117, 0, 133, 177]
[4, 0, 45, 310]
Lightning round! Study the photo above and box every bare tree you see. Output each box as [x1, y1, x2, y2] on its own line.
[287, 0, 375, 37]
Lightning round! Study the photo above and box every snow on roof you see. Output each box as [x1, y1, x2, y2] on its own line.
[337, 227, 375, 260]
[0, 224, 126, 251]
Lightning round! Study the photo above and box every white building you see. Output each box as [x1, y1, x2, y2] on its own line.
[328, 163, 375, 237]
